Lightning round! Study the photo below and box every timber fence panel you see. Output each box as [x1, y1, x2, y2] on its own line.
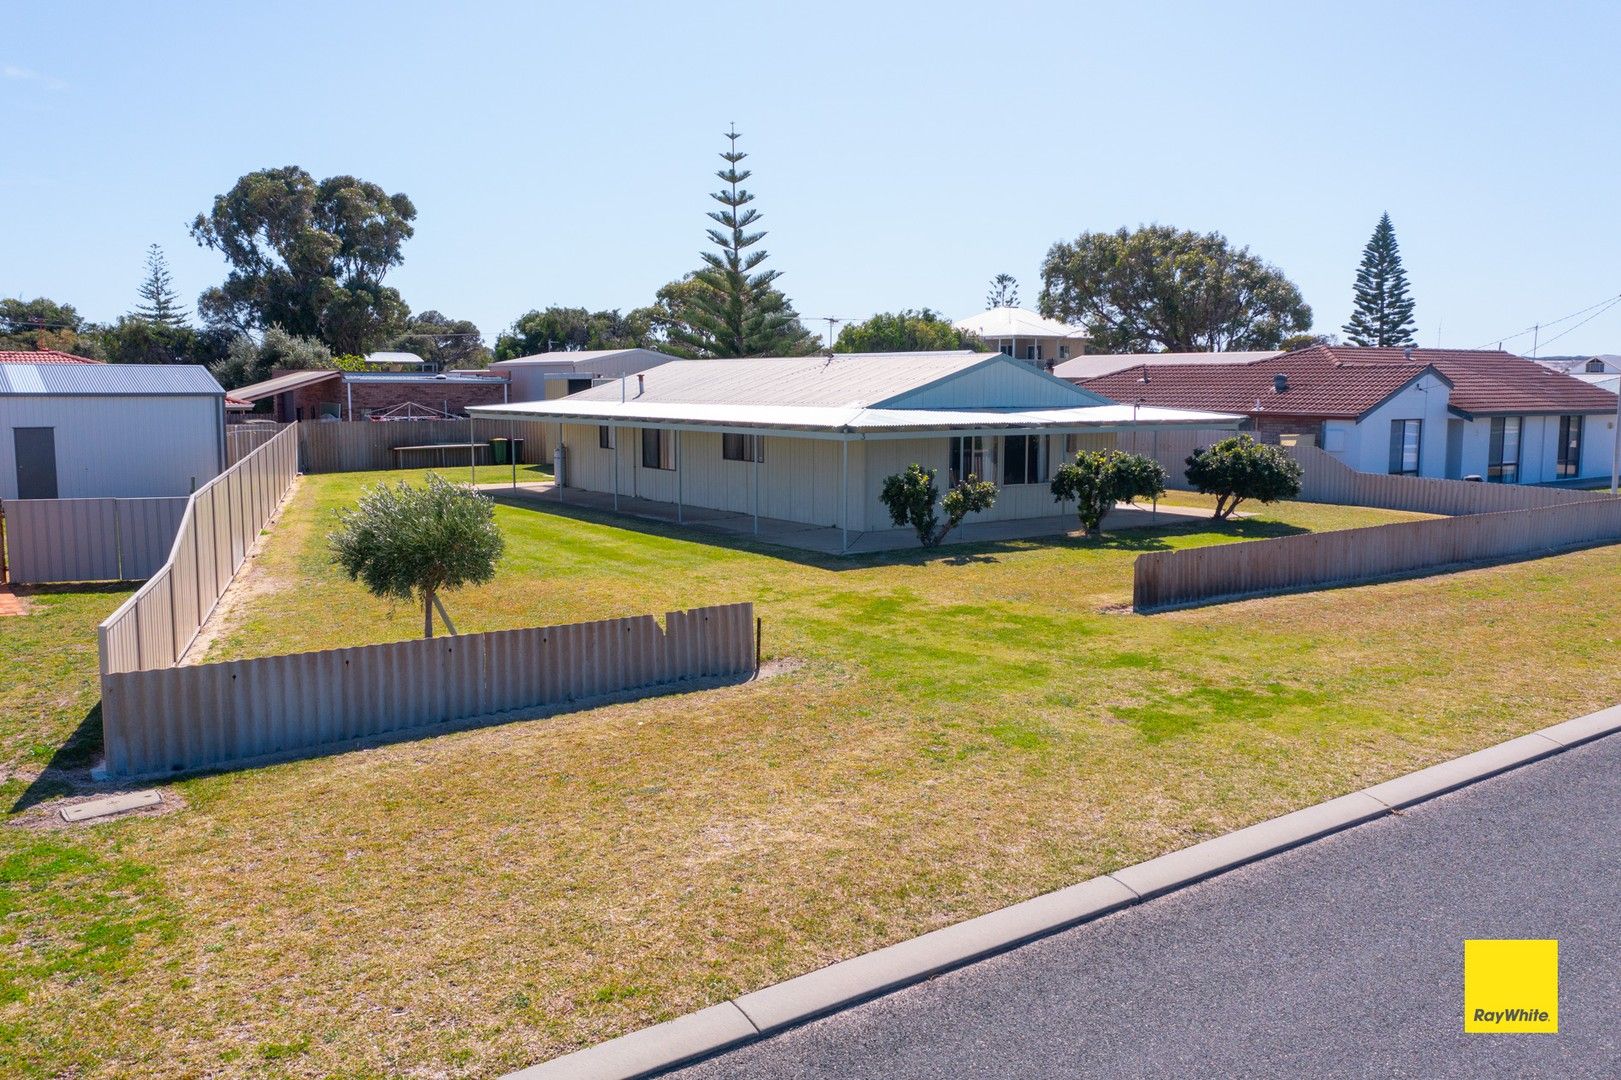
[99, 602, 757, 778]
[1133, 500, 1621, 612]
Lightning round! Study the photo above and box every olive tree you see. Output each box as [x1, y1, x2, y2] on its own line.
[328, 474, 505, 637]
[879, 464, 998, 548]
[1184, 434, 1304, 519]
[1050, 450, 1167, 538]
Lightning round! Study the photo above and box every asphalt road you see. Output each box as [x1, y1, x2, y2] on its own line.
[674, 734, 1621, 1079]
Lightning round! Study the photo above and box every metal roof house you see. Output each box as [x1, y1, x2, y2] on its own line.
[488, 348, 677, 402]
[1, 363, 226, 499]
[469, 351, 1238, 549]
[952, 308, 1091, 366]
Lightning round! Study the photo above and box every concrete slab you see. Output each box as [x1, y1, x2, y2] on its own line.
[1108, 792, 1391, 900]
[733, 876, 1138, 1034]
[1360, 732, 1564, 809]
[502, 1002, 757, 1080]
[59, 789, 162, 822]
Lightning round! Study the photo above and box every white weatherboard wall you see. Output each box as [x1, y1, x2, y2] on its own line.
[1, 396, 222, 499]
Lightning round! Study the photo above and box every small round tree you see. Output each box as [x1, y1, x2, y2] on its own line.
[879, 464, 998, 548]
[1184, 434, 1304, 519]
[1050, 450, 1167, 537]
[328, 473, 505, 637]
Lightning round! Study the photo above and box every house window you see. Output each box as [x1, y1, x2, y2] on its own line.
[1488, 416, 1521, 484]
[722, 433, 763, 462]
[1058, 345, 1070, 360]
[641, 428, 674, 470]
[948, 436, 989, 487]
[1557, 415, 1583, 477]
[1586, 358, 1606, 373]
[1388, 419, 1422, 475]
[598, 426, 614, 449]
[1025, 345, 1038, 361]
[1003, 434, 1045, 485]
[566, 378, 593, 395]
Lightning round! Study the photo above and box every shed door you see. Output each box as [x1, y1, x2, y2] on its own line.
[13, 427, 58, 499]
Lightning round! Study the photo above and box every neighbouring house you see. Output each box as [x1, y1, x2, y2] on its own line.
[1052, 350, 1282, 381]
[488, 349, 677, 402]
[226, 368, 511, 422]
[951, 308, 1091, 366]
[467, 351, 1238, 547]
[1534, 354, 1621, 376]
[0, 349, 104, 366]
[1080, 346, 1619, 484]
[1, 362, 226, 499]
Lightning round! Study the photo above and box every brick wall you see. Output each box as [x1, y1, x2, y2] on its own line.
[271, 371, 509, 421]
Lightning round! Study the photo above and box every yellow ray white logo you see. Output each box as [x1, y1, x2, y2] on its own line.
[1464, 940, 1559, 1033]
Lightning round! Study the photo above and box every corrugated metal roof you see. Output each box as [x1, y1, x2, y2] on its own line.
[468, 397, 1240, 435]
[227, 369, 342, 401]
[953, 308, 1089, 340]
[561, 352, 1002, 408]
[1053, 351, 1282, 381]
[489, 348, 677, 376]
[0, 363, 225, 397]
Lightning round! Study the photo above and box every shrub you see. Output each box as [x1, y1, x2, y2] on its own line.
[1049, 450, 1168, 537]
[879, 464, 998, 548]
[328, 474, 505, 637]
[1184, 434, 1304, 519]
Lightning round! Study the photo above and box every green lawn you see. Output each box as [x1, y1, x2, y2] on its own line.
[5, 468, 1620, 1077]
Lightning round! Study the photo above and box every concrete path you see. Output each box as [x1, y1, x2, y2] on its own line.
[673, 733, 1621, 1079]
[478, 481, 1207, 555]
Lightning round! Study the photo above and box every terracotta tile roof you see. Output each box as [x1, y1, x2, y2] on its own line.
[1081, 351, 1440, 419]
[1297, 346, 1618, 417]
[1081, 346, 1618, 420]
[0, 349, 103, 364]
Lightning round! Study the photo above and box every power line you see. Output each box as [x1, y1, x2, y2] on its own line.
[1477, 291, 1621, 350]
[1517, 295, 1621, 355]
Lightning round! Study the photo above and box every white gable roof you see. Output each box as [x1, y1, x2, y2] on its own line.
[953, 307, 1089, 340]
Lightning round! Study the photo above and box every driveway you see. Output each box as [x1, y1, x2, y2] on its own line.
[674, 733, 1621, 1079]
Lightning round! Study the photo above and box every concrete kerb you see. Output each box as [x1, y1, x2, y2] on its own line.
[504, 706, 1621, 1080]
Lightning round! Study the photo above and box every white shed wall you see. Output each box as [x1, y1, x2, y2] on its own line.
[1, 396, 223, 499]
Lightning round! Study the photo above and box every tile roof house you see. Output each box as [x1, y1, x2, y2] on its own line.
[1079, 346, 1618, 484]
[0, 349, 104, 365]
[470, 351, 1239, 549]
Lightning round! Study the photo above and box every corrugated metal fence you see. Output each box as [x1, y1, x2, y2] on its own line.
[1134, 497, 1621, 612]
[227, 424, 285, 465]
[298, 419, 554, 473]
[100, 602, 755, 778]
[98, 423, 301, 675]
[1, 497, 188, 583]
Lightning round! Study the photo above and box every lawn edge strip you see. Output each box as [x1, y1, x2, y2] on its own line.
[504, 705, 1621, 1080]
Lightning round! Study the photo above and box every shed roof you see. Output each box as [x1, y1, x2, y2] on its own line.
[0, 349, 103, 365]
[227, 369, 342, 402]
[489, 348, 677, 376]
[0, 363, 224, 397]
[952, 308, 1089, 340]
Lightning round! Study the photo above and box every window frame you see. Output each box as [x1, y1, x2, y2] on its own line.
[1002, 433, 1045, 485]
[1487, 416, 1521, 484]
[640, 427, 674, 470]
[1556, 415, 1583, 478]
[948, 435, 990, 488]
[598, 425, 614, 450]
[1388, 418, 1422, 476]
[722, 432, 764, 463]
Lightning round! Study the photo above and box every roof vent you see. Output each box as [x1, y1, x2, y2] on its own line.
[636, 373, 645, 396]
[1403, 346, 1415, 361]
[1273, 373, 1289, 393]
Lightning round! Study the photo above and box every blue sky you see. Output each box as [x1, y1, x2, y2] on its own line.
[4, 1, 1619, 354]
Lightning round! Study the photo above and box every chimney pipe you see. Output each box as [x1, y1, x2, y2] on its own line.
[1273, 373, 1289, 393]
[636, 373, 645, 396]
[1403, 346, 1414, 362]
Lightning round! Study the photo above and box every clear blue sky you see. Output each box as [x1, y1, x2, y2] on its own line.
[4, 1, 1619, 355]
